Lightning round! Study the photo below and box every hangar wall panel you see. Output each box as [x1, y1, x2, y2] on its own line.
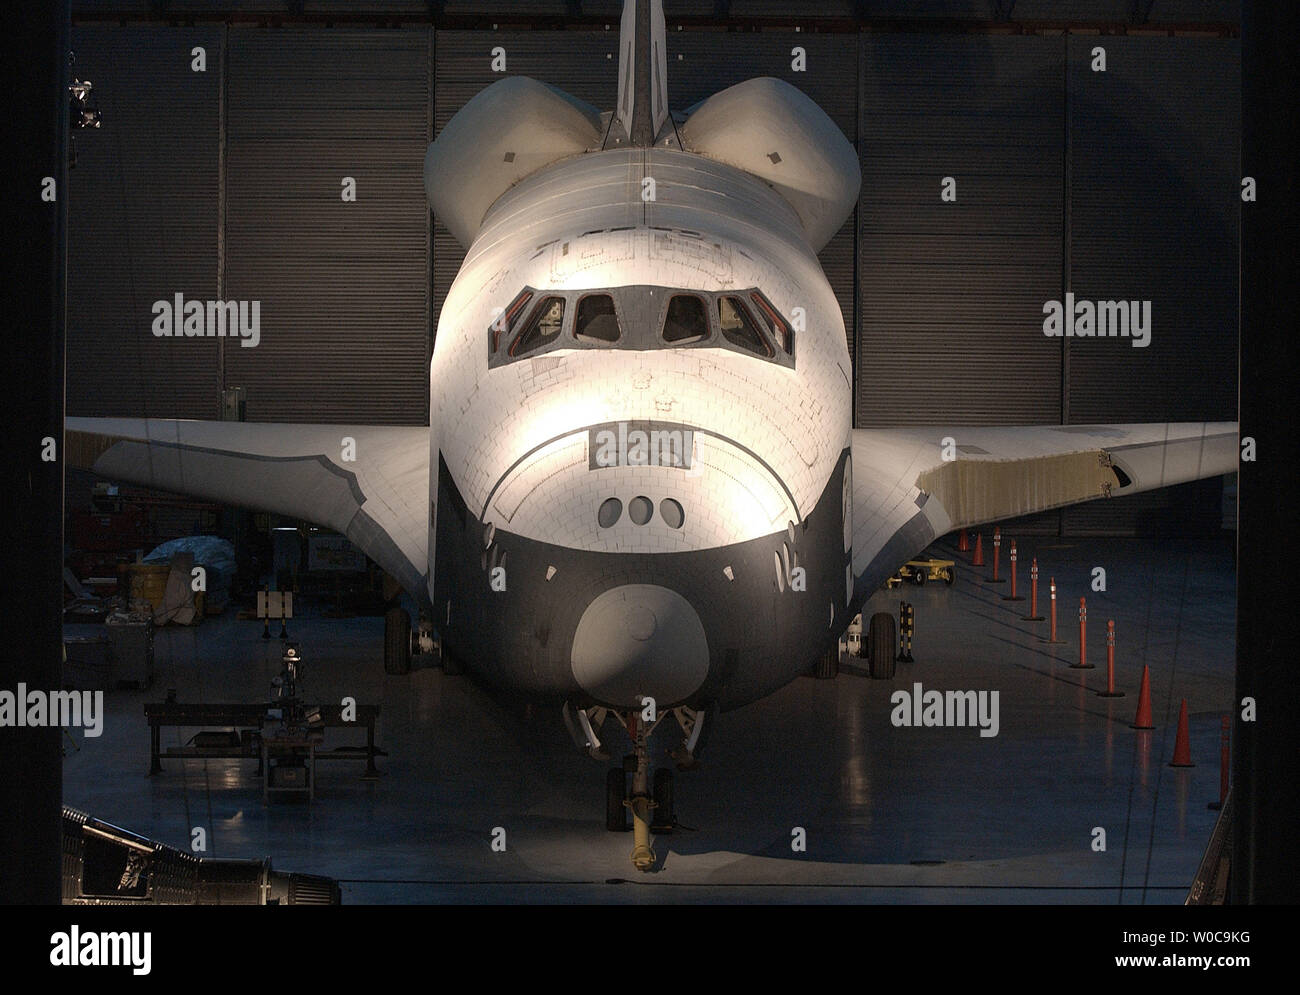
[224, 29, 431, 425]
[442, 1, 571, 13]
[1015, 0, 1239, 21]
[728, 1, 859, 17]
[857, 35, 1065, 434]
[1062, 36, 1238, 535]
[69, 1, 1241, 20]
[67, 27, 223, 420]
[661, 3, 727, 17]
[1147, 0, 1240, 21]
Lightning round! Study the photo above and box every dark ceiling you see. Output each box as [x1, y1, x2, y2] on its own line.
[70, 1, 1239, 34]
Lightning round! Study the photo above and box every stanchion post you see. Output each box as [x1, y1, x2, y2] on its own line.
[1071, 596, 1093, 668]
[1098, 619, 1124, 697]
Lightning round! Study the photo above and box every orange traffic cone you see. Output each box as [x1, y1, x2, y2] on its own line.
[1170, 699, 1195, 767]
[972, 533, 984, 567]
[958, 529, 970, 552]
[1131, 665, 1155, 730]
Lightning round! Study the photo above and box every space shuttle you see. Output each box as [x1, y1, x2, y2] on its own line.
[67, 0, 1237, 871]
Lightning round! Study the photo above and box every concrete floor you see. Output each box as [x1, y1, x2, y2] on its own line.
[61, 535, 1236, 904]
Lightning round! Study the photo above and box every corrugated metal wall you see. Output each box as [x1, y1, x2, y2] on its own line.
[1062, 36, 1239, 534]
[64, 0, 1242, 20]
[224, 29, 431, 424]
[857, 34, 1065, 429]
[68, 27, 223, 420]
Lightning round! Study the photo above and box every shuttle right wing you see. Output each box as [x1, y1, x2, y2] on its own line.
[849, 422, 1238, 597]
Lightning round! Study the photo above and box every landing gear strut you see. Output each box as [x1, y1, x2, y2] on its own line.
[571, 703, 706, 873]
[624, 715, 656, 871]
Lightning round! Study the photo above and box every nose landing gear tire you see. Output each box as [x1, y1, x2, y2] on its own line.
[606, 768, 629, 832]
[651, 768, 674, 833]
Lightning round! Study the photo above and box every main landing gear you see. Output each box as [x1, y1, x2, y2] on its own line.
[565, 702, 706, 873]
[383, 606, 459, 675]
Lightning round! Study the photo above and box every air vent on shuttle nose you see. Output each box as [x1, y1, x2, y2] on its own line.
[598, 497, 623, 528]
[598, 497, 686, 529]
[660, 498, 684, 529]
[628, 496, 653, 526]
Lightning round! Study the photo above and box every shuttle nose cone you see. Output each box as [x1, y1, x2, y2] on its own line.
[571, 585, 709, 708]
[624, 604, 658, 642]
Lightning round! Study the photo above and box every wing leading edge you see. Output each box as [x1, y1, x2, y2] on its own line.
[849, 421, 1238, 599]
[66, 418, 430, 601]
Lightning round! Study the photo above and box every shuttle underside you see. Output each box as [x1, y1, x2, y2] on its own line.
[434, 450, 856, 711]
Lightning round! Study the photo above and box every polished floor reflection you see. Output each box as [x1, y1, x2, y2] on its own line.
[62, 536, 1235, 904]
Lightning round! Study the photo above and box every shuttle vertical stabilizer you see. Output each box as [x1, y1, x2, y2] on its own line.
[609, 0, 673, 148]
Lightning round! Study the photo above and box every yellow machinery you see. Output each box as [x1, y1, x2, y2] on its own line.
[886, 558, 956, 587]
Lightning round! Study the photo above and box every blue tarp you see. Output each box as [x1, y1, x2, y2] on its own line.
[144, 536, 236, 594]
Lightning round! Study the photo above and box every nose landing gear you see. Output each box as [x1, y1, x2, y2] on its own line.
[577, 704, 706, 873]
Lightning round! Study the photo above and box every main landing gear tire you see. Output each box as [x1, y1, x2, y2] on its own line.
[868, 611, 897, 680]
[651, 768, 674, 833]
[383, 607, 411, 676]
[813, 643, 839, 679]
[441, 649, 465, 675]
[606, 768, 629, 832]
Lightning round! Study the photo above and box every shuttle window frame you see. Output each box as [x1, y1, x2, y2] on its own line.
[717, 296, 775, 359]
[573, 293, 622, 344]
[661, 294, 710, 345]
[750, 290, 794, 357]
[508, 295, 567, 358]
[486, 284, 796, 371]
[489, 288, 534, 355]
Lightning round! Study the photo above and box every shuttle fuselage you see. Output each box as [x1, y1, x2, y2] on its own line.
[429, 148, 854, 712]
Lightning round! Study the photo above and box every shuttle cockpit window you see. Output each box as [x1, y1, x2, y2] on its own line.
[750, 291, 793, 356]
[574, 294, 621, 343]
[509, 296, 566, 357]
[718, 296, 775, 358]
[486, 283, 795, 370]
[662, 294, 709, 344]
[489, 289, 534, 354]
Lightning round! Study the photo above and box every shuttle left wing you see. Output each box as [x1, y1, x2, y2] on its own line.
[65, 418, 430, 599]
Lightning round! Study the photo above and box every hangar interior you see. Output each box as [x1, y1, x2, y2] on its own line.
[56, 0, 1241, 902]
[67, 1, 1239, 534]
